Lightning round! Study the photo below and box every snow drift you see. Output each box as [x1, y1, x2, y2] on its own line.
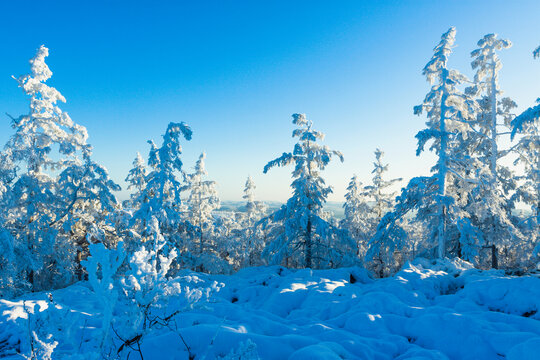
[1, 258, 540, 359]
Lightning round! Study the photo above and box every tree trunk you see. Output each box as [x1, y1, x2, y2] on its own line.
[28, 270, 34, 292]
[491, 244, 498, 269]
[76, 249, 83, 281]
[437, 91, 449, 259]
[305, 219, 312, 268]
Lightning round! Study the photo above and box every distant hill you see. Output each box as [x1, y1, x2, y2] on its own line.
[218, 200, 345, 219]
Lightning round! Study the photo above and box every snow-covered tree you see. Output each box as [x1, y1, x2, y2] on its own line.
[123, 217, 177, 329]
[0, 46, 97, 291]
[467, 34, 514, 182]
[510, 46, 540, 259]
[129, 122, 192, 249]
[184, 153, 222, 272]
[412, 27, 481, 259]
[374, 28, 480, 262]
[55, 148, 122, 279]
[364, 149, 402, 276]
[465, 34, 521, 268]
[237, 176, 268, 267]
[242, 176, 267, 224]
[365, 149, 402, 222]
[263, 113, 348, 269]
[124, 152, 148, 209]
[341, 175, 371, 258]
[511, 108, 539, 222]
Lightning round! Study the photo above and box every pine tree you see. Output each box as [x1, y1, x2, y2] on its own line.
[467, 34, 514, 182]
[341, 175, 371, 259]
[465, 33, 521, 268]
[55, 148, 121, 280]
[413, 27, 480, 259]
[124, 152, 148, 209]
[129, 122, 192, 259]
[263, 113, 347, 269]
[364, 149, 402, 276]
[1, 46, 94, 290]
[374, 28, 480, 262]
[243, 176, 267, 223]
[184, 153, 222, 272]
[510, 46, 540, 259]
[365, 149, 402, 222]
[238, 176, 267, 267]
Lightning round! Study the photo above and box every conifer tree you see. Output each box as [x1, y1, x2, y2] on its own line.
[129, 122, 192, 257]
[1, 46, 100, 290]
[374, 28, 480, 261]
[364, 149, 402, 276]
[243, 176, 267, 225]
[510, 46, 540, 258]
[413, 27, 480, 259]
[55, 148, 121, 279]
[124, 152, 148, 209]
[341, 175, 371, 258]
[263, 113, 347, 269]
[465, 34, 521, 268]
[238, 176, 267, 266]
[184, 153, 221, 272]
[365, 149, 402, 222]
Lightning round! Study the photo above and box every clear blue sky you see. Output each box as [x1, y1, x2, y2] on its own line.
[1, 1, 539, 202]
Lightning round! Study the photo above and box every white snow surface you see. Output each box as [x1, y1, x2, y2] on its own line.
[1, 258, 540, 359]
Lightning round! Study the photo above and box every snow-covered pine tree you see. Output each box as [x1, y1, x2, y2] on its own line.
[0, 46, 94, 291]
[374, 28, 480, 262]
[263, 113, 348, 269]
[467, 34, 514, 182]
[238, 176, 268, 267]
[465, 33, 522, 268]
[129, 122, 192, 257]
[243, 176, 267, 225]
[413, 27, 481, 259]
[341, 175, 371, 259]
[55, 147, 122, 280]
[510, 46, 540, 260]
[364, 149, 402, 276]
[366, 149, 402, 223]
[184, 153, 223, 272]
[124, 152, 148, 209]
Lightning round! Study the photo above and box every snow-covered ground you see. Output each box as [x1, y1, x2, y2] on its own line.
[1, 259, 540, 359]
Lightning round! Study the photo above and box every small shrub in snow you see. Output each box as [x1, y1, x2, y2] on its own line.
[81, 241, 126, 350]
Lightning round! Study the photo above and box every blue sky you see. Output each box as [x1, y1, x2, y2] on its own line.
[1, 1, 539, 201]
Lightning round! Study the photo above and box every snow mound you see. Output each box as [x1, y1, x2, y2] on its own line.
[1, 259, 540, 359]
